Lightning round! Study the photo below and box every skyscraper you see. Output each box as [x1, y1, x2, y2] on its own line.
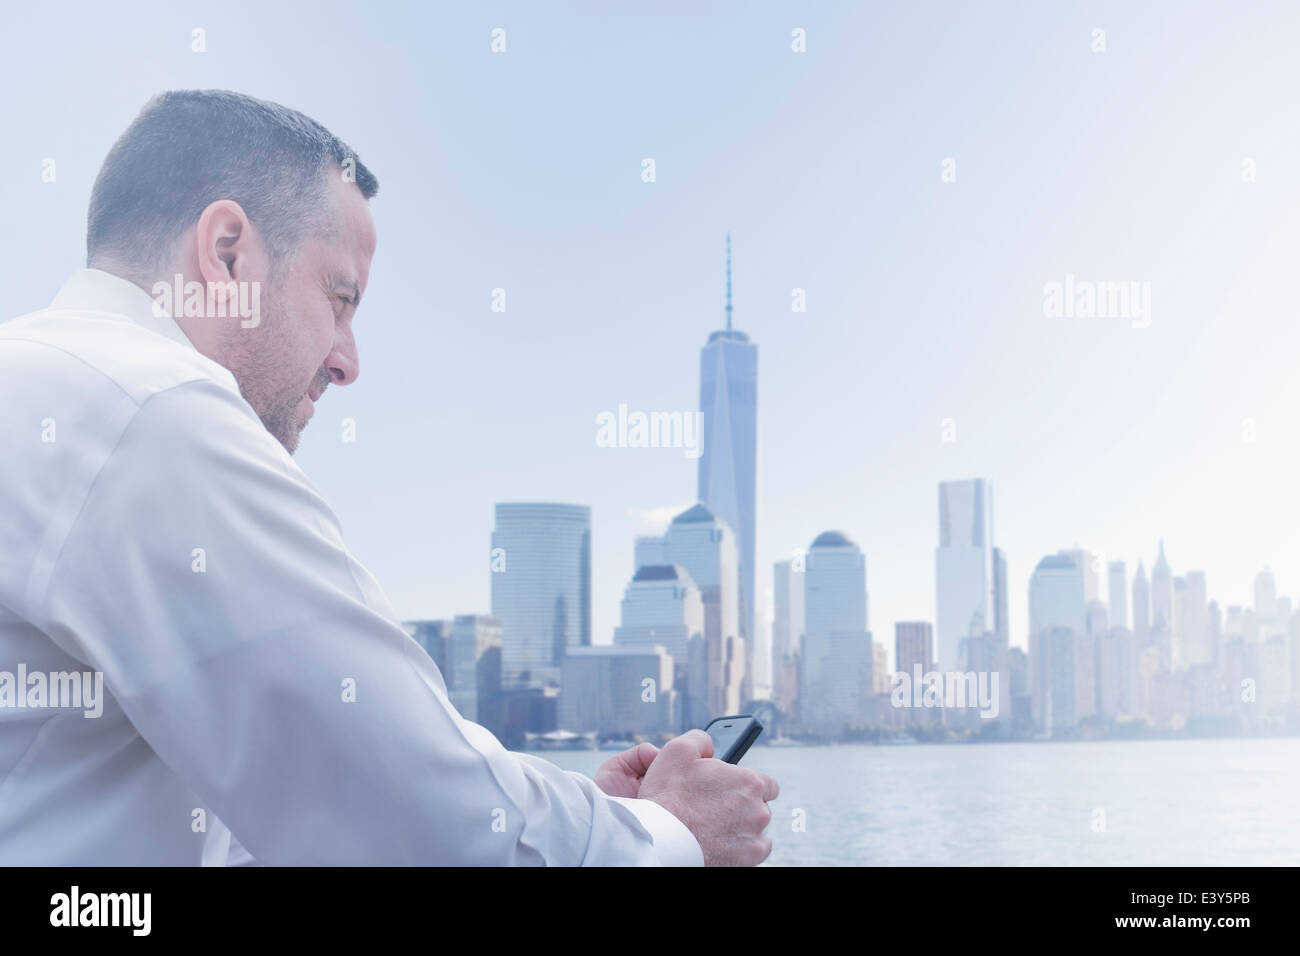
[1209, 599, 1223, 665]
[1255, 568, 1279, 637]
[771, 558, 805, 715]
[1178, 570, 1210, 667]
[698, 234, 758, 683]
[662, 504, 744, 723]
[872, 641, 889, 695]
[802, 531, 872, 732]
[1059, 548, 1100, 603]
[613, 562, 704, 731]
[1290, 608, 1300, 698]
[1150, 539, 1174, 634]
[1096, 626, 1139, 720]
[750, 609, 773, 700]
[894, 621, 934, 678]
[663, 505, 738, 644]
[1150, 540, 1175, 669]
[1087, 600, 1109, 636]
[1107, 560, 1128, 631]
[613, 564, 704, 663]
[490, 502, 592, 689]
[633, 535, 668, 571]
[560, 645, 676, 737]
[448, 614, 503, 729]
[404, 619, 453, 674]
[992, 547, 1009, 648]
[935, 479, 997, 671]
[1028, 553, 1087, 731]
[1132, 560, 1151, 640]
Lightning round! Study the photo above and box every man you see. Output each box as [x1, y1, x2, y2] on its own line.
[0, 90, 778, 865]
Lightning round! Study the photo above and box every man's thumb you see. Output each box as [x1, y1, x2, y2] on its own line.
[656, 729, 714, 767]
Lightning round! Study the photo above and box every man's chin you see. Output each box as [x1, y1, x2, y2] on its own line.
[259, 413, 306, 456]
[284, 419, 311, 455]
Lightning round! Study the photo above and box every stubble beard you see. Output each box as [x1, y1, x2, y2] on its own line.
[252, 362, 330, 456]
[225, 280, 330, 456]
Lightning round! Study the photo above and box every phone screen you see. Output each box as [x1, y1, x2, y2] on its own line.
[705, 716, 761, 763]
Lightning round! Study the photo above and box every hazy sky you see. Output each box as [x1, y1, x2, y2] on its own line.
[3, 1, 1297, 667]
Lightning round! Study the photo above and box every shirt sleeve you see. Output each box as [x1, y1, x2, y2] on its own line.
[605, 796, 705, 866]
[224, 830, 260, 867]
[29, 379, 701, 866]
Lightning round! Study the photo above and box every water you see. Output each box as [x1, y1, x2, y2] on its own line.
[529, 738, 1300, 865]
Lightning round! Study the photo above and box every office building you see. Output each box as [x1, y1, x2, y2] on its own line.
[633, 535, 668, 571]
[1028, 553, 1087, 731]
[404, 619, 453, 674]
[490, 502, 591, 690]
[697, 235, 758, 678]
[772, 558, 805, 715]
[894, 621, 934, 679]
[661, 504, 744, 724]
[560, 645, 676, 737]
[1107, 560, 1127, 631]
[613, 563, 705, 731]
[448, 614, 503, 730]
[935, 479, 998, 671]
[802, 531, 873, 732]
[1132, 560, 1151, 640]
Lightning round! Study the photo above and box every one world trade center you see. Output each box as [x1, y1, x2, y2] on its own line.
[697, 234, 758, 690]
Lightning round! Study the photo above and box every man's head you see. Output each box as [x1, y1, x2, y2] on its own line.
[87, 90, 379, 454]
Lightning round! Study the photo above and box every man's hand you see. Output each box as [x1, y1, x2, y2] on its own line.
[636, 729, 779, 866]
[593, 742, 661, 798]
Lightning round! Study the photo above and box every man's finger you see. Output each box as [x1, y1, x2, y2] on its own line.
[618, 741, 659, 777]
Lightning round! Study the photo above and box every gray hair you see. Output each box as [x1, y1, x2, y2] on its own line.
[87, 90, 378, 276]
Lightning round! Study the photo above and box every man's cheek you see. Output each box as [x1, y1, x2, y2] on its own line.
[314, 317, 338, 366]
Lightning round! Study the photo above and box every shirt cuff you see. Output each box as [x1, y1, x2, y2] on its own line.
[607, 796, 704, 866]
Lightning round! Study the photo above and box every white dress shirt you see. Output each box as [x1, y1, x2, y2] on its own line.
[0, 269, 703, 866]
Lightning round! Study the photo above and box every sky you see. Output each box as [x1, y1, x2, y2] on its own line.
[2, 1, 1298, 669]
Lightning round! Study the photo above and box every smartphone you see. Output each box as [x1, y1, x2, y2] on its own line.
[703, 715, 763, 764]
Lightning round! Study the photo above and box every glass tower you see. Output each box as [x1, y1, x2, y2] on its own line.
[801, 530, 872, 731]
[935, 478, 997, 671]
[697, 235, 757, 681]
[490, 502, 591, 689]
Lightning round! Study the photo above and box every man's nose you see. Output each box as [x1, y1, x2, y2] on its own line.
[326, 325, 359, 386]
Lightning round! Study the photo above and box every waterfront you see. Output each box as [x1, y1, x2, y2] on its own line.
[530, 738, 1300, 865]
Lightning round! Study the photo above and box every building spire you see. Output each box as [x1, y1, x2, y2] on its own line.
[725, 232, 733, 332]
[1154, 538, 1170, 572]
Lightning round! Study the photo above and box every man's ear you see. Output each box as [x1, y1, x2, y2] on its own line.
[194, 199, 268, 284]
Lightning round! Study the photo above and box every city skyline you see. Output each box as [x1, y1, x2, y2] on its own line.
[393, 222, 1299, 672]
[446, 225, 1296, 685]
[417, 208, 1297, 707]
[474, 495, 1298, 688]
[413, 494, 1300, 737]
[5, 2, 1296, 660]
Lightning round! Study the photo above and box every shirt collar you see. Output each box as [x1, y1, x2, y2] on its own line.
[47, 268, 202, 353]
